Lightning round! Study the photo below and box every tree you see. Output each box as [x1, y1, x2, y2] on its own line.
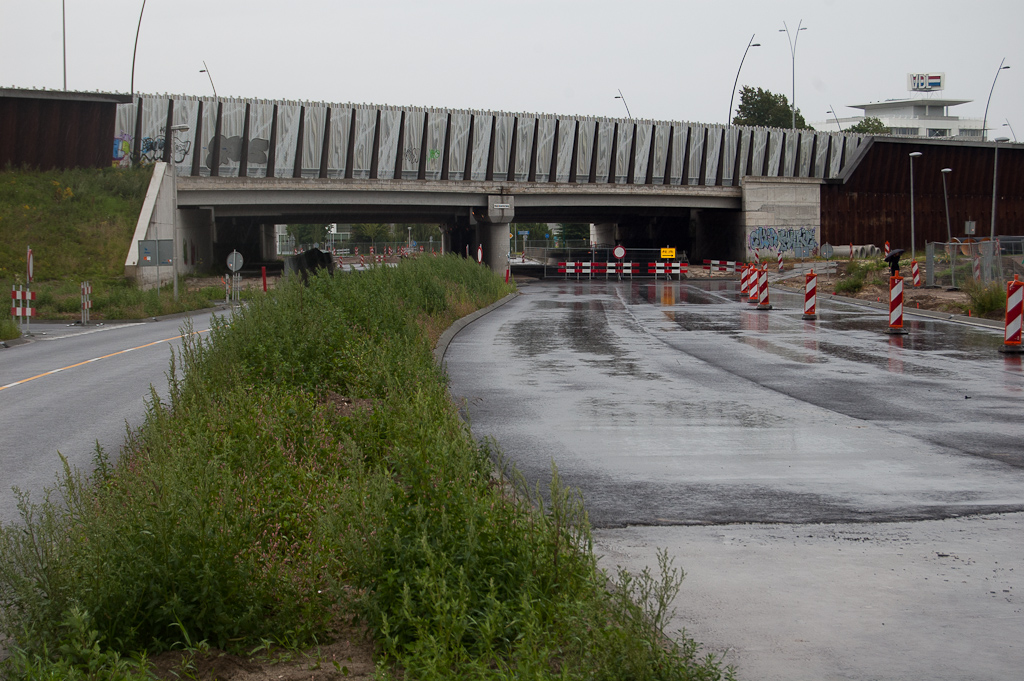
[511, 222, 551, 242]
[732, 86, 813, 130]
[351, 223, 393, 244]
[559, 223, 590, 242]
[846, 116, 889, 135]
[287, 223, 330, 248]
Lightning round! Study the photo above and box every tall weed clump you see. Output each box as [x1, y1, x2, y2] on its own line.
[1, 256, 732, 680]
[961, 280, 1007, 319]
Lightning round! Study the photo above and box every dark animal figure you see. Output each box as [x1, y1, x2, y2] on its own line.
[290, 248, 335, 284]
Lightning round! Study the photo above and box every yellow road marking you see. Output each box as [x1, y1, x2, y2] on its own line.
[0, 329, 210, 392]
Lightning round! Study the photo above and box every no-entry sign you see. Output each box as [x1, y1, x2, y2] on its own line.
[613, 245, 626, 259]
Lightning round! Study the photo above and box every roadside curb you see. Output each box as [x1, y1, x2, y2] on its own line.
[434, 291, 519, 367]
[770, 286, 1004, 330]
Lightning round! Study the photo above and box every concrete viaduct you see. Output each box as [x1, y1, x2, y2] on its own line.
[114, 93, 1021, 282]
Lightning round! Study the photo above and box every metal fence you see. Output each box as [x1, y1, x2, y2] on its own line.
[925, 239, 1024, 289]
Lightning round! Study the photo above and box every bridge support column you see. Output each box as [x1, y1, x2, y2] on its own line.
[474, 195, 514, 276]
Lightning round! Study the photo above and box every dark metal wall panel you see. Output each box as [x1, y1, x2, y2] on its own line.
[821, 140, 1024, 246]
[0, 97, 116, 170]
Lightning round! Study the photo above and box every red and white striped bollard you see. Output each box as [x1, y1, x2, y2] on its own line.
[887, 273, 908, 334]
[911, 259, 921, 287]
[1000, 275, 1023, 354]
[802, 270, 817, 320]
[756, 265, 772, 310]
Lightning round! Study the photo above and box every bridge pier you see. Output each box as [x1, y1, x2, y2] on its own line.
[473, 195, 514, 276]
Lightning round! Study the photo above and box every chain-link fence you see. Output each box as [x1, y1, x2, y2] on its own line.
[925, 239, 1024, 289]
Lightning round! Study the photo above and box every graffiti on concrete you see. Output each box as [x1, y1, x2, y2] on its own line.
[204, 136, 270, 168]
[112, 132, 193, 166]
[113, 132, 132, 168]
[748, 226, 818, 257]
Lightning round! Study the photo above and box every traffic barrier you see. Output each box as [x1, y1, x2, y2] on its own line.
[887, 273, 908, 334]
[648, 262, 687, 278]
[884, 241, 890, 258]
[973, 256, 982, 282]
[740, 265, 750, 295]
[81, 281, 92, 325]
[702, 259, 742, 273]
[1001, 275, 1023, 353]
[11, 285, 35, 323]
[605, 261, 635, 278]
[777, 250, 784, 272]
[802, 270, 817, 319]
[911, 259, 921, 287]
[756, 266, 772, 310]
[747, 267, 759, 303]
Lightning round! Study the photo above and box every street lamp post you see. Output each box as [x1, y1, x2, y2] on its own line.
[169, 124, 189, 302]
[615, 89, 632, 120]
[200, 61, 218, 98]
[728, 34, 760, 126]
[827, 106, 843, 131]
[1004, 120, 1017, 143]
[909, 151, 922, 260]
[941, 167, 955, 289]
[982, 59, 1010, 141]
[941, 168, 953, 243]
[991, 136, 1010, 242]
[130, 0, 147, 96]
[779, 20, 807, 129]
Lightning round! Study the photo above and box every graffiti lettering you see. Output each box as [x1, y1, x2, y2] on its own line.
[748, 226, 818, 257]
[204, 136, 270, 168]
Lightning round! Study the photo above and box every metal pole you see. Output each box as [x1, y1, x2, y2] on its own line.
[62, 0, 67, 91]
[991, 137, 1009, 241]
[728, 35, 760, 126]
[780, 20, 806, 129]
[909, 152, 922, 259]
[941, 168, 952, 243]
[130, 0, 147, 96]
[942, 167, 954, 289]
[982, 59, 1009, 142]
[828, 106, 843, 131]
[615, 89, 632, 120]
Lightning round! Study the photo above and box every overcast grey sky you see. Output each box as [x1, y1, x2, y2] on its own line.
[2, 0, 1021, 135]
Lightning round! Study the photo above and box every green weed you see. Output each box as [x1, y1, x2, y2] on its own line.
[0, 257, 731, 680]
[961, 280, 1008, 318]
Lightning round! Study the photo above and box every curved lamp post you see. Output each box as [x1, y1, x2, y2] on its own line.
[909, 151, 922, 259]
[615, 89, 632, 120]
[728, 35, 760, 126]
[982, 59, 1009, 141]
[941, 167, 955, 288]
[779, 20, 807, 129]
[200, 61, 218, 98]
[941, 168, 953, 243]
[827, 106, 843, 131]
[130, 0, 147, 96]
[991, 137, 1010, 241]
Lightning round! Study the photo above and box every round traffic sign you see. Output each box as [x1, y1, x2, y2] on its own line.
[613, 245, 626, 259]
[227, 250, 244, 272]
[27, 247, 33, 283]
[820, 243, 834, 260]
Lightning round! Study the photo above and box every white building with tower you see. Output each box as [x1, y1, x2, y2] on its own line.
[814, 73, 984, 138]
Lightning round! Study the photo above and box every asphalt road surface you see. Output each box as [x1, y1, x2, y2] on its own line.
[0, 310, 223, 526]
[444, 278, 1024, 681]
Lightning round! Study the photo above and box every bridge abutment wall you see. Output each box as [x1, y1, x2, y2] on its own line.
[741, 176, 822, 262]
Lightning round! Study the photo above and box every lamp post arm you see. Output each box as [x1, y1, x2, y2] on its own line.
[982, 58, 1007, 142]
[728, 34, 757, 126]
[130, 0, 147, 96]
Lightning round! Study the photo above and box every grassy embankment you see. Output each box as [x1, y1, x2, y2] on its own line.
[0, 166, 223, 340]
[0, 256, 732, 680]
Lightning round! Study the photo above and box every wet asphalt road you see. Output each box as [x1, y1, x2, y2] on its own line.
[443, 278, 1024, 680]
[444, 278, 1024, 528]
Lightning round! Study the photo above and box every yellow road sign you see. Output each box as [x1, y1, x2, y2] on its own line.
[661, 247, 676, 259]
